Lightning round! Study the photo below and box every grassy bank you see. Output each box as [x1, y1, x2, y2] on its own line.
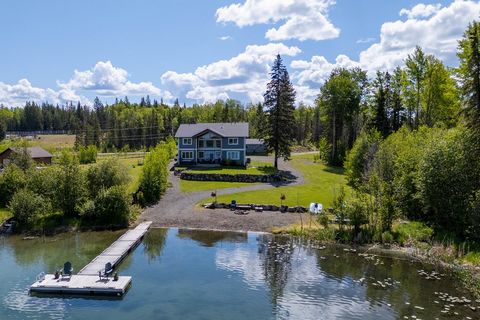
[199, 154, 347, 206]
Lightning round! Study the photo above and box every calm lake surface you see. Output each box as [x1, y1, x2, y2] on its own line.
[0, 228, 479, 320]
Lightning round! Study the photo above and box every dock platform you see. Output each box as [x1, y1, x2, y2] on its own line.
[29, 221, 152, 296]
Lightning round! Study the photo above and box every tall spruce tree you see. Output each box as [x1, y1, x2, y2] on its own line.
[458, 21, 480, 136]
[263, 55, 296, 169]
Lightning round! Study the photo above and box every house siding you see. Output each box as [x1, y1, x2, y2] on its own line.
[177, 131, 247, 166]
[221, 137, 245, 150]
[221, 150, 245, 166]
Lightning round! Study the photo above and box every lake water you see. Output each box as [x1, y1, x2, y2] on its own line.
[0, 228, 478, 320]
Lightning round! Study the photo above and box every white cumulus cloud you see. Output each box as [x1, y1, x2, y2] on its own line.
[291, 0, 480, 104]
[58, 60, 167, 97]
[0, 79, 87, 107]
[216, 0, 340, 41]
[399, 3, 441, 19]
[161, 43, 301, 104]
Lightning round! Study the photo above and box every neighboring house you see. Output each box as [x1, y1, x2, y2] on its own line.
[0, 147, 53, 166]
[246, 138, 267, 155]
[175, 123, 249, 166]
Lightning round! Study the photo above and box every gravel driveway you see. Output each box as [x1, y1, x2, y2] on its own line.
[139, 156, 305, 232]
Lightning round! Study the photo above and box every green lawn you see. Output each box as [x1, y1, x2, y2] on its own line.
[180, 180, 258, 192]
[0, 208, 12, 221]
[200, 154, 347, 207]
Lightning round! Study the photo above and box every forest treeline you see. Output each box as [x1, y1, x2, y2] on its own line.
[0, 42, 462, 155]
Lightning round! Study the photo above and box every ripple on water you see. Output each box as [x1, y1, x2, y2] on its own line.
[3, 285, 67, 320]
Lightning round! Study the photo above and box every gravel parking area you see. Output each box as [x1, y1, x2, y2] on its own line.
[139, 157, 304, 232]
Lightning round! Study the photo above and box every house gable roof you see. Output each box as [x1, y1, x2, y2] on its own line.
[175, 123, 249, 138]
[3, 146, 53, 159]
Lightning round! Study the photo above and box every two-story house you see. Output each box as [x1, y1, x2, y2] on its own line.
[175, 123, 248, 166]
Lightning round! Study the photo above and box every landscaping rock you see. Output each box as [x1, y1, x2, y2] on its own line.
[179, 171, 293, 183]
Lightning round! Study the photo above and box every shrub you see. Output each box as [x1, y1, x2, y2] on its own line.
[0, 164, 26, 206]
[345, 130, 381, 189]
[137, 144, 172, 206]
[78, 145, 97, 164]
[393, 221, 433, 245]
[86, 158, 130, 197]
[381, 231, 394, 244]
[9, 189, 50, 226]
[91, 186, 132, 226]
[54, 151, 86, 217]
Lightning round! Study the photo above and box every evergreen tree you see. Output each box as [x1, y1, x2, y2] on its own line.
[458, 21, 480, 136]
[373, 71, 391, 137]
[263, 55, 296, 169]
[405, 46, 427, 128]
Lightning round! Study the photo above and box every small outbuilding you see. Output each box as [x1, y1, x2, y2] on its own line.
[0, 147, 53, 166]
[246, 139, 267, 155]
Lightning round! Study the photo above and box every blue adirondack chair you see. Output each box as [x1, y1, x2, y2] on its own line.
[62, 261, 73, 279]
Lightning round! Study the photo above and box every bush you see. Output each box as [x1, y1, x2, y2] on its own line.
[91, 186, 132, 226]
[55, 151, 86, 217]
[381, 231, 394, 244]
[9, 189, 50, 226]
[137, 144, 172, 206]
[393, 221, 433, 245]
[345, 130, 381, 189]
[0, 164, 26, 206]
[86, 159, 130, 197]
[78, 145, 97, 164]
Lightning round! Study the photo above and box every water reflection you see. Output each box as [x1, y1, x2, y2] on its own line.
[143, 228, 168, 262]
[1, 229, 479, 320]
[177, 229, 248, 247]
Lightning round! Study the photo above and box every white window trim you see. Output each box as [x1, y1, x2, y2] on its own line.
[228, 138, 238, 145]
[181, 151, 194, 160]
[226, 151, 240, 160]
[182, 138, 192, 145]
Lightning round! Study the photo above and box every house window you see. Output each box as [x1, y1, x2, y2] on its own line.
[182, 138, 192, 145]
[215, 140, 221, 148]
[228, 138, 238, 145]
[181, 151, 194, 160]
[206, 140, 214, 148]
[198, 151, 204, 159]
[226, 151, 240, 160]
[198, 140, 204, 148]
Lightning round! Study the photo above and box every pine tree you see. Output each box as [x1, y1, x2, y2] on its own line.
[263, 55, 296, 169]
[373, 71, 390, 137]
[458, 21, 480, 136]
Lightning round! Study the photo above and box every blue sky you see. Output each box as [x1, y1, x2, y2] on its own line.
[0, 0, 478, 106]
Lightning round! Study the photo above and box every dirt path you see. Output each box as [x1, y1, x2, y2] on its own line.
[139, 157, 304, 232]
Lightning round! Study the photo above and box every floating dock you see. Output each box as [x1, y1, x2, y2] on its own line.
[29, 221, 152, 297]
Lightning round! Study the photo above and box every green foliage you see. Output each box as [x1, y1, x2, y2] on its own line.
[0, 164, 26, 206]
[78, 145, 97, 164]
[86, 159, 130, 197]
[317, 67, 367, 166]
[457, 21, 480, 136]
[9, 189, 50, 226]
[393, 221, 433, 245]
[86, 186, 132, 226]
[314, 137, 330, 164]
[137, 143, 173, 206]
[345, 130, 381, 189]
[11, 143, 34, 170]
[54, 151, 86, 217]
[263, 54, 296, 168]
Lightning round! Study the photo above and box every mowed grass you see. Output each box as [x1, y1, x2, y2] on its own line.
[201, 154, 347, 207]
[0, 208, 12, 221]
[180, 180, 257, 192]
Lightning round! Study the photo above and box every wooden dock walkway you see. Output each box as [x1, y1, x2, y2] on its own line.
[30, 221, 152, 297]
